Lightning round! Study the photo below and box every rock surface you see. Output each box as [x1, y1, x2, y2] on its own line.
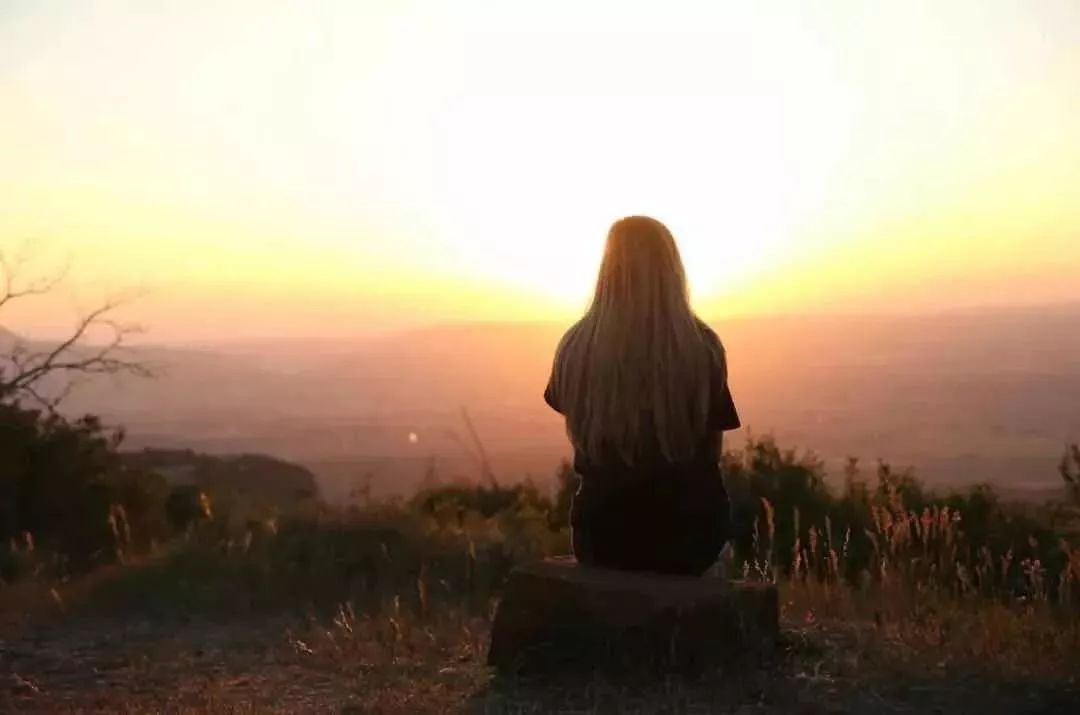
[487, 556, 780, 675]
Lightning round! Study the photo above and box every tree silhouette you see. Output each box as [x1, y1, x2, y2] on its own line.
[0, 241, 149, 409]
[0, 241, 161, 577]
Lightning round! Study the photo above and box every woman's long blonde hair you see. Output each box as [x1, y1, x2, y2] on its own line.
[550, 216, 716, 465]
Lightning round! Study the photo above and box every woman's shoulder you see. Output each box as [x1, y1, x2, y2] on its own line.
[555, 320, 587, 353]
[694, 319, 726, 357]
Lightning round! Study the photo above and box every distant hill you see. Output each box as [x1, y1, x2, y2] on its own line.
[122, 449, 321, 508]
[43, 304, 1080, 501]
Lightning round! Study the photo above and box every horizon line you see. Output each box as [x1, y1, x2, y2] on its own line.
[108, 298, 1080, 350]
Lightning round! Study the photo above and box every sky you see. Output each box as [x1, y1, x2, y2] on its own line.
[2, 0, 1079, 342]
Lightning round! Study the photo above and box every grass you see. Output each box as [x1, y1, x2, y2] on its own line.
[759, 488, 1080, 687]
[3, 462, 1080, 713]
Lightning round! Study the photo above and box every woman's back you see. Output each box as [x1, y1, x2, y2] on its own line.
[544, 217, 741, 575]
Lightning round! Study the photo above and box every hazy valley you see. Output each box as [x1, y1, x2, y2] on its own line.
[50, 304, 1080, 503]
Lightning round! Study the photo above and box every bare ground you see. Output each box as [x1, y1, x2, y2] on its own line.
[2, 558, 1078, 714]
[3, 609, 1079, 714]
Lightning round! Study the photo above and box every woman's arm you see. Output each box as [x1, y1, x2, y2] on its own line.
[705, 329, 740, 463]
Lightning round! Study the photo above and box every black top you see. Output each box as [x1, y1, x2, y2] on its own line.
[543, 323, 741, 575]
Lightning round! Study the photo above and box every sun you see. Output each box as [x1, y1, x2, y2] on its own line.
[429, 93, 831, 312]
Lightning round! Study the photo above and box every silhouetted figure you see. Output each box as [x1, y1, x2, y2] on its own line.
[544, 216, 740, 576]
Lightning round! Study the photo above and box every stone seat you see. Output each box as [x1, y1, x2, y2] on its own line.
[487, 556, 779, 676]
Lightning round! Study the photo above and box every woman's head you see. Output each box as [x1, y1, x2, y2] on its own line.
[551, 216, 717, 465]
[592, 216, 690, 318]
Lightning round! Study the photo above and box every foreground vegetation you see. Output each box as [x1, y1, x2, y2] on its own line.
[3, 403, 1080, 711]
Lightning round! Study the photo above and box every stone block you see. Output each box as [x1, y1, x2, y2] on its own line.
[487, 556, 780, 676]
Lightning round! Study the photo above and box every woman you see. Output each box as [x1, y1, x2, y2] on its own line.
[544, 216, 741, 576]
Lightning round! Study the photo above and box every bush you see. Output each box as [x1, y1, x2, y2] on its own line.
[0, 402, 168, 578]
[722, 437, 1077, 606]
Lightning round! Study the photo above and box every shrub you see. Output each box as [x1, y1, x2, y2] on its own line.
[0, 403, 168, 577]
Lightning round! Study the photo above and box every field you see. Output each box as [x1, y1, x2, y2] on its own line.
[3, 440, 1079, 713]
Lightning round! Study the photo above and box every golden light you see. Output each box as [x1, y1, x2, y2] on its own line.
[1, 1, 1078, 339]
[431, 91, 851, 312]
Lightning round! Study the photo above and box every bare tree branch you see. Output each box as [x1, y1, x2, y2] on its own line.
[0, 242, 69, 312]
[1, 241, 150, 410]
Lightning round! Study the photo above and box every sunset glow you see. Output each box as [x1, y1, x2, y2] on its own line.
[2, 1, 1079, 340]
